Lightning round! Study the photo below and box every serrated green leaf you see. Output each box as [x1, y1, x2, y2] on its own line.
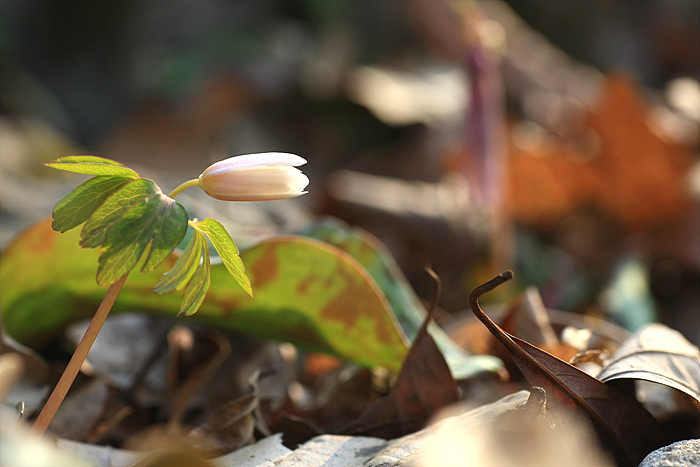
[180, 232, 210, 316]
[45, 155, 139, 178]
[140, 201, 188, 273]
[154, 227, 202, 294]
[95, 195, 161, 285]
[52, 176, 134, 233]
[96, 193, 186, 286]
[193, 218, 252, 297]
[80, 178, 160, 248]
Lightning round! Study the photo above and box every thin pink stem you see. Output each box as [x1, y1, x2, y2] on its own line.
[30, 274, 128, 436]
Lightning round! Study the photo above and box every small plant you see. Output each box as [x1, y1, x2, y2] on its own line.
[30, 152, 309, 436]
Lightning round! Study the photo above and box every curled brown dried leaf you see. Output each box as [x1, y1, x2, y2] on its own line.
[469, 271, 663, 467]
[341, 266, 460, 438]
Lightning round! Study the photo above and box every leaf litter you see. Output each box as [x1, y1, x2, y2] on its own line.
[597, 324, 700, 407]
[339, 266, 460, 439]
[5, 253, 700, 466]
[469, 271, 665, 466]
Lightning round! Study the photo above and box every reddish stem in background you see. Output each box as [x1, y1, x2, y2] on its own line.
[30, 274, 128, 436]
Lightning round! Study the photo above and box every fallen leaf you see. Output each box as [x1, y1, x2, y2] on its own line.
[263, 364, 376, 448]
[500, 286, 558, 348]
[509, 74, 694, 232]
[310, 367, 375, 427]
[342, 268, 460, 438]
[302, 219, 504, 379]
[597, 323, 700, 409]
[496, 286, 580, 371]
[165, 327, 231, 427]
[48, 379, 110, 441]
[0, 353, 25, 404]
[414, 388, 615, 467]
[469, 271, 663, 467]
[188, 370, 261, 454]
[121, 326, 233, 452]
[0, 218, 408, 371]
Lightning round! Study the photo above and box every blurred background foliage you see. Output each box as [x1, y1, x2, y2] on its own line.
[1, 0, 699, 342]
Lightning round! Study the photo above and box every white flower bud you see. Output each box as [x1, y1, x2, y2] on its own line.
[198, 152, 309, 201]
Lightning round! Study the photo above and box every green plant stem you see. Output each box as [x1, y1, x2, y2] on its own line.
[30, 274, 129, 436]
[167, 179, 200, 198]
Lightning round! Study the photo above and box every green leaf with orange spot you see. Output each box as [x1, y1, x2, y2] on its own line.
[301, 219, 503, 379]
[0, 218, 409, 371]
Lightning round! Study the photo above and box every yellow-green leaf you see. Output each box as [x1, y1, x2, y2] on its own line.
[154, 229, 203, 294]
[45, 155, 139, 178]
[179, 232, 210, 316]
[192, 218, 252, 297]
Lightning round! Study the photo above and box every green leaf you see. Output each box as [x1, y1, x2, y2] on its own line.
[301, 219, 504, 379]
[179, 232, 210, 316]
[45, 156, 139, 178]
[96, 194, 186, 286]
[1, 219, 409, 371]
[193, 218, 252, 297]
[52, 176, 134, 233]
[68, 176, 188, 286]
[80, 179, 160, 248]
[140, 200, 188, 273]
[153, 228, 203, 294]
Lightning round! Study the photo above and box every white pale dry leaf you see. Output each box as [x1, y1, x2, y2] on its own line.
[1, 423, 94, 467]
[411, 391, 614, 467]
[51, 390, 613, 467]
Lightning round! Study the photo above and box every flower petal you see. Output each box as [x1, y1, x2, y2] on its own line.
[204, 152, 307, 175]
[202, 191, 308, 201]
[199, 165, 309, 202]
